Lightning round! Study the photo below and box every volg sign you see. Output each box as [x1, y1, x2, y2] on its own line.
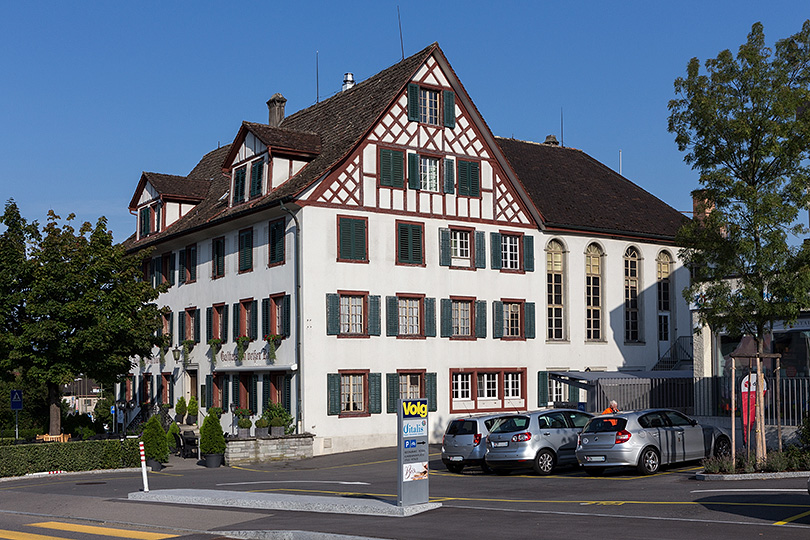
[397, 398, 429, 506]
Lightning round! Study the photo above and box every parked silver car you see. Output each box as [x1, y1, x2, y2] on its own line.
[485, 409, 594, 475]
[576, 409, 731, 475]
[441, 414, 505, 473]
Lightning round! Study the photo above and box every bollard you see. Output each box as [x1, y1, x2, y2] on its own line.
[138, 441, 149, 493]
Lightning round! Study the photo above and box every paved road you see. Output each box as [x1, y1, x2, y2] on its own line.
[0, 445, 808, 539]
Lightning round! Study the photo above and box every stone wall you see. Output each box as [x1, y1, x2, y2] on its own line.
[224, 434, 314, 466]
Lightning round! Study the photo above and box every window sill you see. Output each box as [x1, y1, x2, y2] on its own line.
[337, 334, 371, 339]
[545, 339, 570, 344]
[449, 265, 475, 271]
[624, 341, 646, 346]
[449, 336, 477, 341]
[336, 258, 369, 264]
[338, 411, 371, 418]
[396, 335, 426, 340]
[498, 268, 525, 275]
[267, 260, 285, 268]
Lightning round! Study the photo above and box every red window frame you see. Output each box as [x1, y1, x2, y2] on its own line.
[337, 290, 369, 338]
[338, 369, 370, 418]
[448, 368, 527, 414]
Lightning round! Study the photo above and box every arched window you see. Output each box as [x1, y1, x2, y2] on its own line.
[585, 244, 603, 340]
[546, 240, 565, 340]
[657, 252, 672, 342]
[624, 247, 641, 342]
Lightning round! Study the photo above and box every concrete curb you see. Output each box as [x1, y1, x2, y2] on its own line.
[128, 489, 441, 517]
[0, 467, 142, 483]
[695, 470, 810, 481]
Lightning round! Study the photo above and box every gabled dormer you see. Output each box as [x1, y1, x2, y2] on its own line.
[128, 172, 209, 241]
[221, 94, 321, 208]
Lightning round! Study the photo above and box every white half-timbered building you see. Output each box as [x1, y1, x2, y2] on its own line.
[122, 43, 690, 454]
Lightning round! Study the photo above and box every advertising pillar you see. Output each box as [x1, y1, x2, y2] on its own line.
[397, 398, 429, 507]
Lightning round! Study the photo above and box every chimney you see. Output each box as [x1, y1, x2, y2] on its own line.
[267, 93, 287, 127]
[543, 134, 560, 146]
[342, 73, 355, 92]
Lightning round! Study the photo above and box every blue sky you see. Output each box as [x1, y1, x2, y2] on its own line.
[1, 1, 806, 241]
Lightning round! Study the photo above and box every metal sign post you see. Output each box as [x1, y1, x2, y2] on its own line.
[397, 398, 429, 507]
[10, 390, 22, 440]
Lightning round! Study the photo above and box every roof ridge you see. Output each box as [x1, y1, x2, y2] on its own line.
[494, 135, 583, 153]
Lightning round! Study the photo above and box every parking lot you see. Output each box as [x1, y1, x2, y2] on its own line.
[1, 444, 808, 540]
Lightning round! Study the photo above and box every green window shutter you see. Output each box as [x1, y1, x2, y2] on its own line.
[194, 309, 201, 343]
[221, 305, 228, 343]
[392, 150, 404, 188]
[205, 375, 213, 409]
[250, 300, 259, 340]
[426, 373, 437, 412]
[233, 303, 240, 340]
[492, 301, 504, 339]
[387, 373, 399, 413]
[443, 90, 455, 128]
[407, 83, 419, 121]
[386, 296, 399, 336]
[457, 160, 469, 196]
[222, 375, 229, 412]
[326, 294, 339, 335]
[262, 374, 271, 413]
[537, 371, 549, 407]
[568, 384, 579, 404]
[281, 295, 291, 337]
[239, 230, 253, 272]
[261, 298, 270, 339]
[440, 299, 452, 338]
[156, 376, 163, 405]
[188, 245, 197, 281]
[444, 159, 455, 194]
[250, 375, 258, 413]
[206, 307, 213, 342]
[169, 253, 176, 286]
[469, 162, 480, 197]
[475, 231, 486, 269]
[339, 218, 351, 260]
[380, 148, 393, 187]
[524, 236, 535, 272]
[178, 249, 186, 284]
[424, 297, 436, 337]
[283, 375, 292, 413]
[169, 375, 174, 405]
[269, 220, 284, 264]
[213, 239, 224, 277]
[139, 207, 149, 237]
[178, 313, 185, 344]
[369, 373, 382, 414]
[490, 232, 502, 270]
[439, 228, 451, 267]
[339, 218, 366, 261]
[408, 153, 420, 190]
[327, 373, 340, 415]
[525, 302, 536, 339]
[475, 300, 487, 338]
[232, 376, 240, 410]
[397, 224, 410, 264]
[168, 312, 174, 347]
[413, 225, 423, 264]
[234, 167, 246, 203]
[368, 295, 381, 336]
[250, 159, 263, 198]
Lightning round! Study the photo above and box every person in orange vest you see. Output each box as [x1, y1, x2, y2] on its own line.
[602, 400, 619, 415]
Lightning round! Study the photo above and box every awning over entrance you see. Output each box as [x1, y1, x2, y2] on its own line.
[213, 363, 298, 373]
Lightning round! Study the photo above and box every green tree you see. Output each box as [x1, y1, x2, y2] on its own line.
[199, 413, 226, 455]
[668, 21, 810, 461]
[0, 201, 163, 435]
[141, 415, 169, 463]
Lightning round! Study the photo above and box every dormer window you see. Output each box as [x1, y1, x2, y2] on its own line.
[233, 166, 247, 205]
[249, 158, 264, 199]
[138, 202, 161, 239]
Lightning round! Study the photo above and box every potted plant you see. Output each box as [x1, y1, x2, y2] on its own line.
[166, 421, 180, 455]
[233, 407, 252, 438]
[182, 339, 195, 363]
[174, 396, 187, 424]
[186, 395, 199, 425]
[254, 417, 269, 438]
[262, 401, 294, 436]
[236, 335, 250, 363]
[264, 334, 282, 362]
[199, 411, 226, 468]
[208, 337, 222, 365]
[141, 415, 169, 470]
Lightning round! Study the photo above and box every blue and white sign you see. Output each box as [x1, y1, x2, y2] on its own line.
[402, 419, 427, 437]
[10, 390, 22, 411]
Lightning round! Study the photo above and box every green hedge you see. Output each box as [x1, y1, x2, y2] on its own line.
[0, 438, 141, 477]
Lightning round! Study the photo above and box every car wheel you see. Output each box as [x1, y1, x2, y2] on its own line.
[584, 467, 605, 476]
[532, 449, 556, 475]
[637, 447, 660, 475]
[713, 436, 731, 458]
[446, 463, 464, 474]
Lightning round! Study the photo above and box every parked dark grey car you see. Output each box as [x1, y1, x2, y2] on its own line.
[484, 409, 594, 475]
[576, 408, 731, 475]
[441, 414, 505, 473]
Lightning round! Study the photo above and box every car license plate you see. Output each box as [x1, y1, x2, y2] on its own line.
[492, 441, 508, 448]
[586, 456, 606, 462]
[449, 455, 463, 462]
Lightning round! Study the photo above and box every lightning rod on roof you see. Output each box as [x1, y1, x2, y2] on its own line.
[560, 108, 564, 148]
[619, 149, 623, 176]
[397, 6, 404, 61]
[316, 51, 320, 103]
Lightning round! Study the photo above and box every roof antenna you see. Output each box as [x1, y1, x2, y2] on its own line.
[619, 149, 623, 175]
[316, 50, 320, 103]
[560, 107, 564, 148]
[397, 6, 404, 60]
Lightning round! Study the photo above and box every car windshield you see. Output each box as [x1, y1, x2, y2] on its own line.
[489, 415, 530, 433]
[446, 420, 477, 435]
[583, 417, 627, 433]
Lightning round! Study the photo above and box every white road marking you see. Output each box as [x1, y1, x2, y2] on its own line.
[216, 480, 370, 487]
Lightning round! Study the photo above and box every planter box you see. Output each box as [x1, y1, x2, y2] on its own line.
[255, 427, 269, 438]
[225, 433, 315, 466]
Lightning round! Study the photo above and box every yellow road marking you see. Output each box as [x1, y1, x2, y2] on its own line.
[0, 530, 65, 540]
[28, 522, 177, 540]
[774, 509, 810, 525]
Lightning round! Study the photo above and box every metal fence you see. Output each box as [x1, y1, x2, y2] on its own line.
[594, 377, 695, 415]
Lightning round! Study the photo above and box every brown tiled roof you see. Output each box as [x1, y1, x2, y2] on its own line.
[496, 137, 686, 240]
[143, 172, 210, 200]
[241, 122, 321, 155]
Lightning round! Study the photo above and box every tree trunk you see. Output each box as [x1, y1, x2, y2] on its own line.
[755, 339, 766, 465]
[48, 381, 61, 436]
